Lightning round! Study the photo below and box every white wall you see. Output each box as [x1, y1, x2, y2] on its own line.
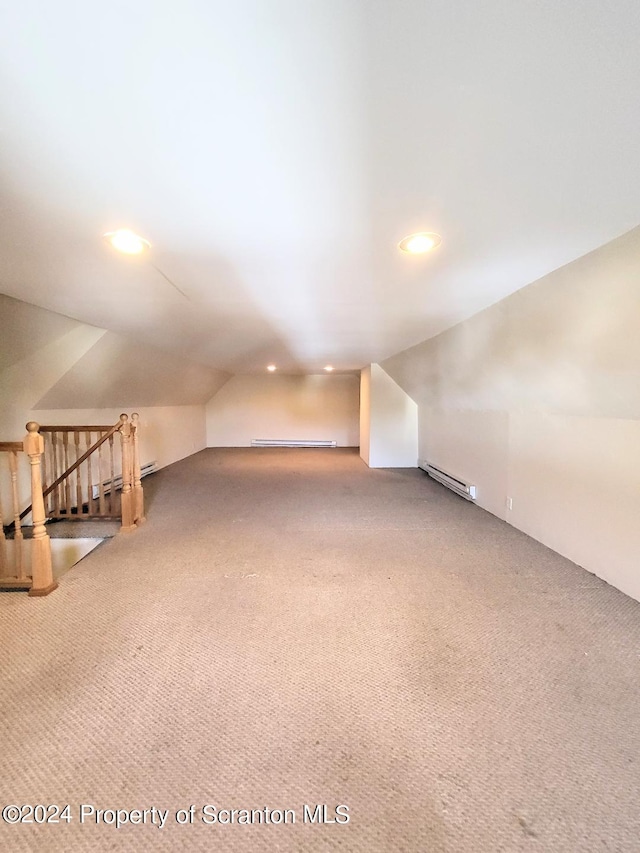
[360, 363, 418, 467]
[206, 374, 360, 447]
[383, 226, 640, 601]
[508, 413, 639, 597]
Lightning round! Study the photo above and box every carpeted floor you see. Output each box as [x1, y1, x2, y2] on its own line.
[1, 447, 639, 852]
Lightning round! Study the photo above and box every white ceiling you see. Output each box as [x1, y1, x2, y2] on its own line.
[1, 0, 639, 373]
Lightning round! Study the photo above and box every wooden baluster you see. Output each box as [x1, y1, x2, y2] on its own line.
[118, 414, 135, 532]
[108, 433, 115, 515]
[49, 432, 55, 516]
[57, 432, 64, 517]
[63, 431, 71, 516]
[9, 451, 25, 580]
[98, 435, 106, 515]
[41, 433, 49, 516]
[52, 432, 61, 517]
[0, 462, 8, 578]
[60, 432, 65, 514]
[116, 434, 122, 516]
[45, 432, 53, 517]
[86, 431, 94, 516]
[24, 423, 57, 596]
[131, 413, 145, 524]
[74, 431, 82, 516]
[117, 432, 122, 516]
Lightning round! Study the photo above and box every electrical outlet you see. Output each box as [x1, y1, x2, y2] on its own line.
[506, 497, 513, 511]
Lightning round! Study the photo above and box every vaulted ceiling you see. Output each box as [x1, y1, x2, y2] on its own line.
[1, 0, 639, 373]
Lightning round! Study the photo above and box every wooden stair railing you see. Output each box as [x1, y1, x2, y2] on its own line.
[29, 421, 121, 523]
[18, 413, 144, 532]
[0, 424, 57, 595]
[1, 414, 145, 596]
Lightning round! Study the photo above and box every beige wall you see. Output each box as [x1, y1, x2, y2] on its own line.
[417, 409, 509, 519]
[383, 226, 640, 601]
[360, 363, 418, 467]
[206, 374, 360, 447]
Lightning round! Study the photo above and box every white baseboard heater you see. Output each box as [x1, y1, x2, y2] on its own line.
[92, 461, 157, 499]
[251, 439, 337, 448]
[418, 460, 477, 501]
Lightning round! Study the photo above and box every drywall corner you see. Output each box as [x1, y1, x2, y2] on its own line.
[359, 366, 371, 465]
[361, 363, 418, 468]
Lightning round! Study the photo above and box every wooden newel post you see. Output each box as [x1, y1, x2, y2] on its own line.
[24, 422, 57, 596]
[131, 413, 145, 524]
[118, 414, 136, 532]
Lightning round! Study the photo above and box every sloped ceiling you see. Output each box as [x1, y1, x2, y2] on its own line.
[34, 331, 230, 409]
[382, 225, 640, 419]
[0, 1, 639, 373]
[0, 293, 80, 372]
[0, 293, 229, 414]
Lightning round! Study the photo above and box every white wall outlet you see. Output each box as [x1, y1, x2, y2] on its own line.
[507, 497, 513, 511]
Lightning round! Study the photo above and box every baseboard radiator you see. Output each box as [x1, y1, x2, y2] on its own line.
[251, 439, 337, 448]
[92, 461, 156, 499]
[418, 460, 477, 501]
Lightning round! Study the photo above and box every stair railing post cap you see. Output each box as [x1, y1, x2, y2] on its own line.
[25, 422, 40, 433]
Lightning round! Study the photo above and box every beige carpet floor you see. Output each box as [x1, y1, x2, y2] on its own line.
[1, 447, 639, 852]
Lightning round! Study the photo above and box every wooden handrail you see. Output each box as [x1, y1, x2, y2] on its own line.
[38, 425, 116, 432]
[0, 442, 23, 452]
[17, 421, 121, 523]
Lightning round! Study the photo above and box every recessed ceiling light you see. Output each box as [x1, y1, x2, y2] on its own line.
[104, 229, 151, 255]
[267, 364, 277, 372]
[398, 232, 442, 254]
[324, 365, 334, 372]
